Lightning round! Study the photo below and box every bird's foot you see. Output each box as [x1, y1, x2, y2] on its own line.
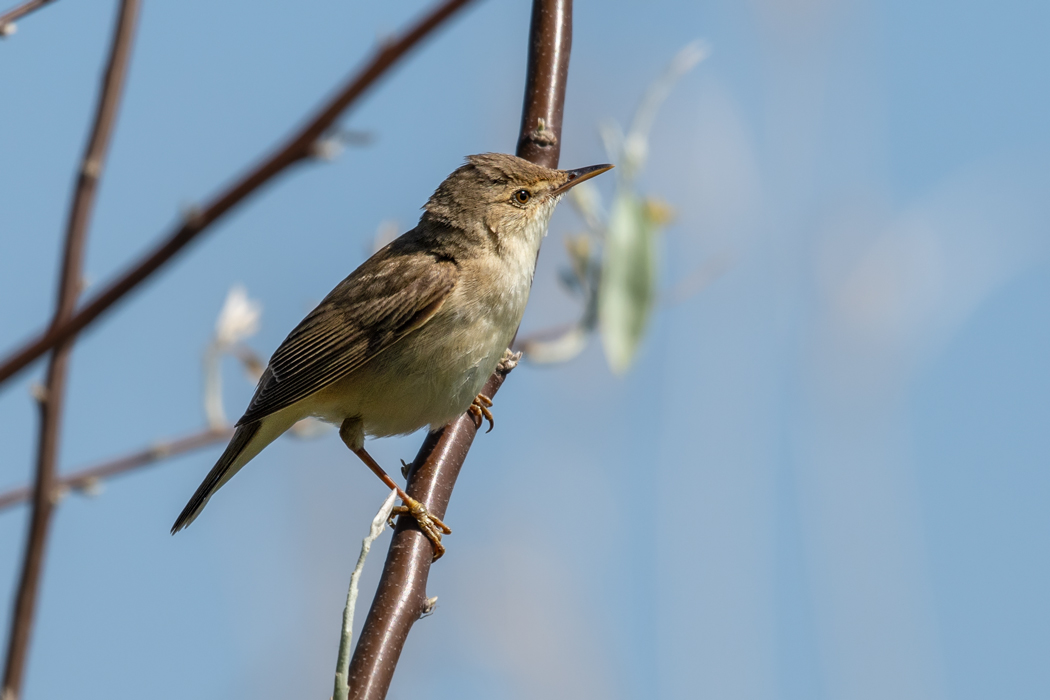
[468, 394, 495, 432]
[498, 349, 522, 374]
[389, 496, 452, 561]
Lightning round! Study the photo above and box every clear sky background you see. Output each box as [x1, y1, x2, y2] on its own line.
[2, 1, 1048, 699]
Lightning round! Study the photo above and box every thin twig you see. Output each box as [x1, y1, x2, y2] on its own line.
[344, 2, 572, 697]
[0, 0, 479, 389]
[2, 1, 139, 697]
[0, 426, 233, 512]
[333, 490, 398, 700]
[0, 0, 57, 33]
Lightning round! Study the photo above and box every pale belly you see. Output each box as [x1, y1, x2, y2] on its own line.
[308, 280, 526, 438]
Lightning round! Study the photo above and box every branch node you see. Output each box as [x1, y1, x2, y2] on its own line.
[308, 138, 343, 162]
[74, 477, 103, 497]
[420, 596, 438, 618]
[526, 117, 558, 147]
[81, 157, 102, 180]
[150, 441, 173, 459]
[49, 484, 68, 506]
[180, 203, 204, 230]
[29, 383, 48, 405]
[0, 22, 15, 37]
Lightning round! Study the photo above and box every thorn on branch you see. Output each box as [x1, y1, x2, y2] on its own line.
[420, 596, 438, 618]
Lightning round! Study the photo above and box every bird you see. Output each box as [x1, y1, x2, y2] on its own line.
[171, 153, 613, 559]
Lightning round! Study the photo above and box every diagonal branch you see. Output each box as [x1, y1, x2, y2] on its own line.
[2, 1, 139, 697]
[0, 0, 57, 33]
[344, 2, 572, 697]
[0, 0, 479, 389]
[0, 426, 233, 512]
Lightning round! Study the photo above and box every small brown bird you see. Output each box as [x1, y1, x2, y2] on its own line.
[172, 153, 612, 558]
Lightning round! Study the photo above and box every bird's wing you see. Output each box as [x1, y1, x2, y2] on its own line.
[237, 249, 458, 425]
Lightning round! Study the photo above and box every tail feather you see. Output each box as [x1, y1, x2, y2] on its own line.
[171, 421, 261, 534]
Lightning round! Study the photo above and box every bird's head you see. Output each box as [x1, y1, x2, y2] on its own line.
[422, 153, 613, 253]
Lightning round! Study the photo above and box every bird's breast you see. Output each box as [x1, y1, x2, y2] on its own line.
[316, 251, 535, 439]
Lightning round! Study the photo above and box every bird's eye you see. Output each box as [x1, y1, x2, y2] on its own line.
[513, 189, 532, 205]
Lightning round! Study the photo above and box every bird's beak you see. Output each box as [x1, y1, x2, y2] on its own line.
[551, 163, 615, 196]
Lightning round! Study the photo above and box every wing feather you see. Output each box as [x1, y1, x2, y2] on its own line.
[237, 247, 458, 425]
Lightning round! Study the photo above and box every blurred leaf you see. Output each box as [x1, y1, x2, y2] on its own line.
[214, 285, 262, 349]
[558, 267, 583, 296]
[205, 286, 262, 428]
[598, 193, 662, 374]
[528, 39, 708, 372]
[564, 234, 593, 286]
[519, 324, 591, 365]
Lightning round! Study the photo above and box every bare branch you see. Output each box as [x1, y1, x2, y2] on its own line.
[2, 1, 139, 696]
[0, 0, 479, 389]
[0, 426, 233, 512]
[0, 0, 57, 34]
[344, 2, 572, 697]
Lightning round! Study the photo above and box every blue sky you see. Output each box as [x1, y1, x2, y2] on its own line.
[1, 1, 1048, 699]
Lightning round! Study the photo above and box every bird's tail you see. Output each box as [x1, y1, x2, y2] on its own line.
[171, 421, 262, 534]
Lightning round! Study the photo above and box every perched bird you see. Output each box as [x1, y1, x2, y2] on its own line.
[172, 153, 613, 558]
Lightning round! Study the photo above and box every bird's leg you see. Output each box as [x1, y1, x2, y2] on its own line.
[351, 446, 451, 560]
[340, 418, 450, 561]
[468, 394, 495, 433]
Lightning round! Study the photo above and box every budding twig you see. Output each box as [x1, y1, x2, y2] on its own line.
[333, 490, 398, 700]
[0, 426, 234, 512]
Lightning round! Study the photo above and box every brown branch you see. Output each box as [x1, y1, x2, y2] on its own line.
[2, 1, 139, 697]
[345, 2, 572, 697]
[0, 426, 233, 512]
[0, 0, 478, 389]
[0, 0, 57, 32]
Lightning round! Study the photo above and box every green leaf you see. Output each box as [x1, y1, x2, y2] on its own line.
[598, 192, 661, 374]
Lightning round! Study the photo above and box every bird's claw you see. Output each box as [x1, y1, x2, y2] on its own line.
[389, 497, 452, 561]
[468, 394, 495, 433]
